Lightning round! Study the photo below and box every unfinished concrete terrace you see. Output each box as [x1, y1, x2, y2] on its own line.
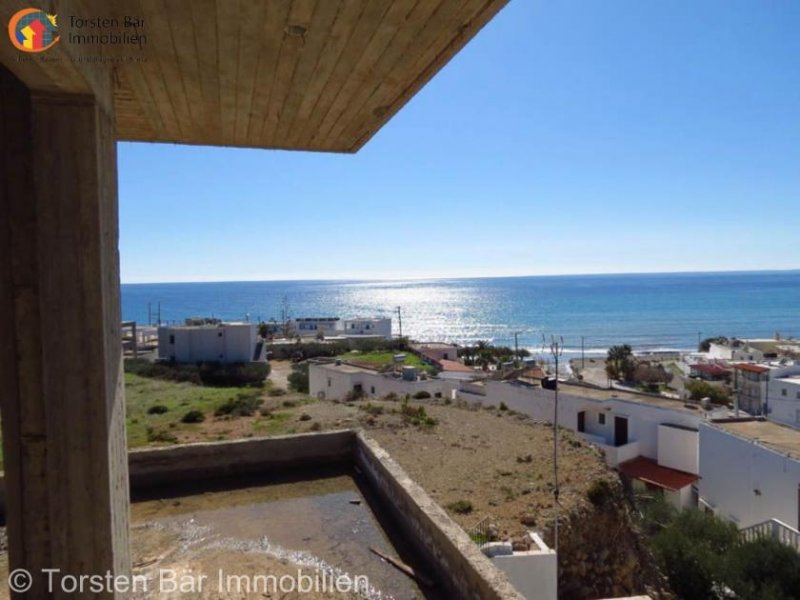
[0, 1, 511, 597]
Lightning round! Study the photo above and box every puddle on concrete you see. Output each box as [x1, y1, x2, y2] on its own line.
[129, 470, 437, 599]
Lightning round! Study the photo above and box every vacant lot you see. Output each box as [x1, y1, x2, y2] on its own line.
[124, 363, 610, 540]
[336, 350, 436, 374]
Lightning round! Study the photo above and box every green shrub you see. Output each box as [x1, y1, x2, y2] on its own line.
[499, 402, 508, 411]
[651, 510, 738, 600]
[146, 426, 178, 444]
[181, 410, 205, 424]
[413, 390, 431, 399]
[400, 400, 437, 428]
[214, 393, 264, 417]
[724, 537, 800, 599]
[287, 362, 309, 393]
[267, 387, 287, 397]
[359, 403, 384, 416]
[147, 404, 169, 415]
[124, 358, 269, 387]
[446, 500, 474, 515]
[587, 479, 614, 507]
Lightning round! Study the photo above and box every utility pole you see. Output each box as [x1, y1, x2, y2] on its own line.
[148, 302, 151, 326]
[396, 306, 403, 338]
[547, 335, 564, 554]
[157, 302, 161, 326]
[514, 332, 520, 364]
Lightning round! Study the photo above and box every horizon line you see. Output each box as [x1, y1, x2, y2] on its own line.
[121, 267, 800, 286]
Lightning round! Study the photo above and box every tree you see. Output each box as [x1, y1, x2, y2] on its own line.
[651, 509, 738, 600]
[686, 379, 730, 405]
[699, 335, 728, 352]
[287, 362, 309, 393]
[724, 538, 800, 600]
[606, 344, 635, 381]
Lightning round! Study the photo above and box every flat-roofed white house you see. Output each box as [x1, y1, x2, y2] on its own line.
[342, 317, 392, 339]
[158, 322, 260, 363]
[698, 419, 800, 535]
[768, 375, 800, 429]
[294, 317, 341, 337]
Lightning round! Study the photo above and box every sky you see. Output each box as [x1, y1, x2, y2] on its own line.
[119, 0, 800, 284]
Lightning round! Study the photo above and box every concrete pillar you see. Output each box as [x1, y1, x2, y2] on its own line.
[0, 65, 131, 597]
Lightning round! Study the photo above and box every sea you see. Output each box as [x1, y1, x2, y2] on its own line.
[121, 271, 800, 361]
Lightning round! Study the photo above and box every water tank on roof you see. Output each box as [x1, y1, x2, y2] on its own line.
[402, 366, 417, 381]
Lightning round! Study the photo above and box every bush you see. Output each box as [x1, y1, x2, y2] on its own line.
[267, 338, 410, 361]
[288, 362, 309, 393]
[214, 393, 264, 417]
[413, 390, 431, 400]
[146, 426, 178, 444]
[125, 358, 269, 387]
[587, 479, 614, 507]
[686, 379, 730, 405]
[359, 403, 384, 416]
[181, 410, 205, 424]
[651, 510, 739, 600]
[446, 500, 474, 515]
[499, 402, 508, 411]
[147, 404, 169, 415]
[400, 400, 437, 428]
[723, 538, 800, 600]
[267, 387, 287, 397]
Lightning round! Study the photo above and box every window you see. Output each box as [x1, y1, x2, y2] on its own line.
[782, 388, 788, 396]
[796, 409, 800, 424]
[598, 413, 606, 425]
[370, 386, 375, 394]
[327, 378, 331, 388]
[169, 334, 175, 344]
[796, 391, 800, 400]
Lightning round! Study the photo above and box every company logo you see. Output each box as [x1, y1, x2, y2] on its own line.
[8, 8, 59, 52]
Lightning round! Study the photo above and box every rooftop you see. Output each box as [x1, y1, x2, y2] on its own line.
[713, 419, 800, 459]
[619, 457, 698, 492]
[732, 363, 770, 374]
[439, 359, 475, 373]
[558, 382, 721, 416]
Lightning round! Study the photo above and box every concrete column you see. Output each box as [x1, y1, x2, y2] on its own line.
[0, 65, 131, 597]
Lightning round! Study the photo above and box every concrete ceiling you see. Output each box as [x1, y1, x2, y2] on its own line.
[1, 0, 509, 152]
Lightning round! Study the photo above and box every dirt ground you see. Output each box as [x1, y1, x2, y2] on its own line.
[142, 361, 612, 540]
[0, 362, 615, 598]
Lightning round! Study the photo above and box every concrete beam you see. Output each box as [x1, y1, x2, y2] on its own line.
[0, 65, 130, 597]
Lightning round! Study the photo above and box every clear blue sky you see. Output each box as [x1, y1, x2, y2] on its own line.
[119, 0, 800, 283]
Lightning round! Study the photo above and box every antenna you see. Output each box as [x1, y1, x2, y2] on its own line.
[546, 335, 564, 554]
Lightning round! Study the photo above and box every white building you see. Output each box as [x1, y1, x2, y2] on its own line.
[412, 342, 460, 362]
[768, 375, 800, 429]
[309, 360, 458, 401]
[732, 361, 800, 416]
[342, 317, 391, 339]
[291, 316, 392, 339]
[698, 419, 800, 530]
[294, 317, 341, 337]
[158, 321, 260, 363]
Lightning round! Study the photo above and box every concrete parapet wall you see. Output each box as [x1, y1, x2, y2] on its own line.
[128, 430, 354, 489]
[354, 432, 524, 600]
[0, 429, 524, 598]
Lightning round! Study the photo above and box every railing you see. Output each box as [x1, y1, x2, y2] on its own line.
[740, 519, 800, 551]
[467, 514, 495, 546]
